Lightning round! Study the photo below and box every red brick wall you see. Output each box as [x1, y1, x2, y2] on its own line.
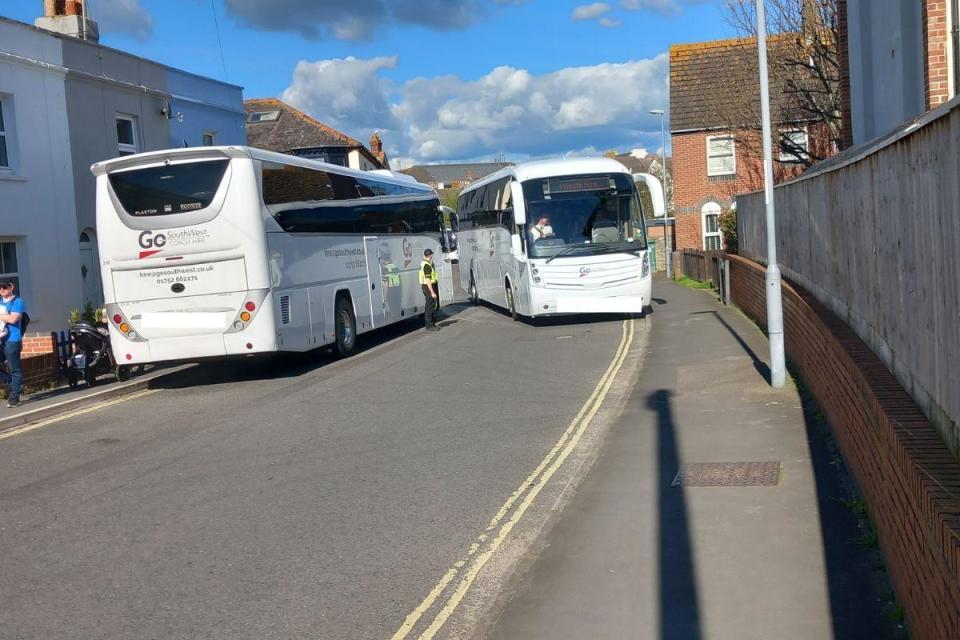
[727, 254, 960, 640]
[20, 333, 55, 357]
[837, 0, 854, 150]
[923, 0, 952, 110]
[672, 130, 807, 251]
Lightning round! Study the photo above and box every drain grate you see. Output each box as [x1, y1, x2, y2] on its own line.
[672, 462, 781, 487]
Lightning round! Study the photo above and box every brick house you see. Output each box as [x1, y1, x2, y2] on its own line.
[840, 0, 958, 147]
[669, 37, 835, 252]
[244, 98, 389, 171]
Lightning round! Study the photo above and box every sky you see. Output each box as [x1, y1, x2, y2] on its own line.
[5, 0, 738, 167]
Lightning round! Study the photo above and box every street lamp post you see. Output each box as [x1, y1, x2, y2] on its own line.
[756, 0, 787, 388]
[649, 108, 670, 279]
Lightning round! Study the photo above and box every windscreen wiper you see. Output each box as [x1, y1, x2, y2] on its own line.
[545, 245, 584, 264]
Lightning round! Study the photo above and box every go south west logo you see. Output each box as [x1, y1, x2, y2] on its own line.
[402, 238, 414, 267]
[138, 229, 209, 258]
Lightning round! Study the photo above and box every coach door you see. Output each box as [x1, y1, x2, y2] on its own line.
[364, 237, 387, 327]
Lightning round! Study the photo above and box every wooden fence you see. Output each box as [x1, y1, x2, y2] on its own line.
[677, 250, 723, 285]
[736, 98, 960, 457]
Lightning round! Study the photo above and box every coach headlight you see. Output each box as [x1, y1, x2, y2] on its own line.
[641, 252, 650, 278]
[530, 264, 544, 287]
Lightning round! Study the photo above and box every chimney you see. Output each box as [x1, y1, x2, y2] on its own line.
[36, 0, 99, 42]
[370, 132, 383, 155]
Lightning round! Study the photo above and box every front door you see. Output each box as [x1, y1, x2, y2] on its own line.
[364, 237, 386, 327]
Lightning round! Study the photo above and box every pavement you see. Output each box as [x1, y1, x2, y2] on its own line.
[485, 277, 904, 640]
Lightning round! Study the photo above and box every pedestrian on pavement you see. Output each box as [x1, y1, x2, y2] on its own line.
[0, 281, 25, 407]
[419, 249, 440, 331]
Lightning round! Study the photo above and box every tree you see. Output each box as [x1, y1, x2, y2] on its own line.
[721, 0, 842, 167]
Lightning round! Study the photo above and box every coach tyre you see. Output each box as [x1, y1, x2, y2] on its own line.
[335, 295, 357, 357]
[506, 280, 517, 321]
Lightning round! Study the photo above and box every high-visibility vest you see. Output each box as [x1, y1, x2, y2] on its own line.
[419, 260, 438, 285]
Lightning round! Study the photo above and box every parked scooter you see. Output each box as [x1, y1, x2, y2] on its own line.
[67, 322, 136, 386]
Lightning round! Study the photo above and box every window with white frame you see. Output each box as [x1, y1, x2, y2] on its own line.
[779, 129, 809, 162]
[701, 202, 723, 251]
[202, 131, 216, 146]
[0, 240, 20, 292]
[706, 135, 735, 176]
[116, 115, 139, 156]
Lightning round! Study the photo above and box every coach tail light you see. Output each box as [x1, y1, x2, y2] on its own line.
[225, 289, 269, 334]
[105, 303, 146, 342]
[641, 252, 650, 278]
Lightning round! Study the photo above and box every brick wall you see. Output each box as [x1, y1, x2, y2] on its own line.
[837, 0, 854, 150]
[0, 333, 60, 394]
[924, 0, 952, 110]
[727, 254, 960, 639]
[672, 130, 808, 251]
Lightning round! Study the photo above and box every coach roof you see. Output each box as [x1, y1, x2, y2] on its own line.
[91, 146, 433, 192]
[460, 156, 632, 195]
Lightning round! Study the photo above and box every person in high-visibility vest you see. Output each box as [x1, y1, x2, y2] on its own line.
[419, 248, 440, 331]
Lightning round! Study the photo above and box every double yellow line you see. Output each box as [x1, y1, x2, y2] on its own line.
[0, 389, 160, 442]
[392, 318, 635, 640]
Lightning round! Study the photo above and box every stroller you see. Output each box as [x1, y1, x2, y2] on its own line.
[67, 322, 135, 387]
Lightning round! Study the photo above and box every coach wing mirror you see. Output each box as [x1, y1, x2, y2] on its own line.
[633, 173, 666, 218]
[510, 182, 527, 225]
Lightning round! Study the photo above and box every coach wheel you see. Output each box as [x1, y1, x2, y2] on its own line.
[115, 365, 131, 382]
[505, 282, 518, 321]
[335, 296, 357, 357]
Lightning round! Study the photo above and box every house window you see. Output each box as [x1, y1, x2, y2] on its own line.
[116, 115, 139, 156]
[0, 99, 9, 170]
[202, 131, 216, 146]
[246, 110, 280, 123]
[779, 129, 809, 162]
[702, 202, 723, 251]
[0, 240, 20, 292]
[706, 135, 735, 176]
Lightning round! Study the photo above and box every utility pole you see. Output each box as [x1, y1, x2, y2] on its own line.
[649, 108, 671, 278]
[756, 0, 787, 388]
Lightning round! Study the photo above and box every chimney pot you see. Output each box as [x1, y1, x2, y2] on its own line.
[64, 0, 78, 16]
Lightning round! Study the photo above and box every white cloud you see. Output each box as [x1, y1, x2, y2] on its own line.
[281, 57, 400, 130]
[95, 0, 154, 40]
[224, 0, 511, 40]
[572, 3, 612, 21]
[620, 0, 710, 15]
[280, 54, 670, 163]
[598, 17, 622, 27]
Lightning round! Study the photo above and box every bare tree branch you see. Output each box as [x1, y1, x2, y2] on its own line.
[718, 0, 842, 167]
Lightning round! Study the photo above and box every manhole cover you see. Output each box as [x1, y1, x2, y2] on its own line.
[672, 462, 781, 487]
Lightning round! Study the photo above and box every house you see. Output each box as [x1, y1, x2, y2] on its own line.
[839, 0, 957, 146]
[669, 36, 835, 252]
[0, 2, 244, 364]
[244, 98, 388, 171]
[398, 162, 512, 189]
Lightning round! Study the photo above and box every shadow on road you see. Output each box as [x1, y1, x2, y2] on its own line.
[150, 305, 468, 390]
[648, 389, 703, 640]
